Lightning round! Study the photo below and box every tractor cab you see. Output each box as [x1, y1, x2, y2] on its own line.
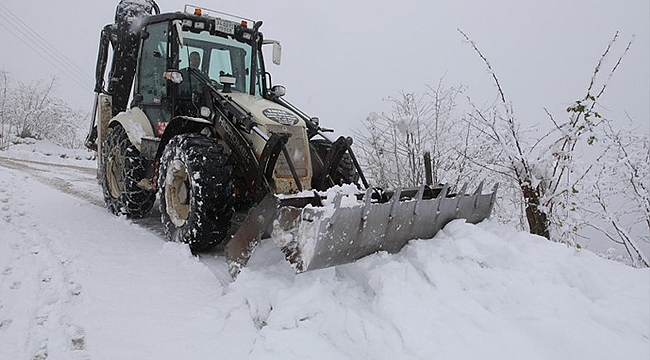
[131, 5, 271, 136]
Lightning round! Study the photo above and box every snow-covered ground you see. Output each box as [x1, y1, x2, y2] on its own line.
[0, 142, 648, 360]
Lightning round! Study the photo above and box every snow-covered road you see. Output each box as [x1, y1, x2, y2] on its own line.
[0, 154, 648, 360]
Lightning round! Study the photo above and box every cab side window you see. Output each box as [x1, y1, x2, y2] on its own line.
[137, 22, 168, 105]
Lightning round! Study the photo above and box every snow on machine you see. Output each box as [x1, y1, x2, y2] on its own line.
[85, 0, 498, 277]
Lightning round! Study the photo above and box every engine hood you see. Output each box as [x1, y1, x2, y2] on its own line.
[224, 93, 306, 129]
[222, 92, 313, 195]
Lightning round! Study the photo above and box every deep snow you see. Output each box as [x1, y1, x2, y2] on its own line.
[0, 144, 648, 360]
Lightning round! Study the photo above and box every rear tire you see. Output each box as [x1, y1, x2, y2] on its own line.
[158, 134, 234, 251]
[310, 139, 359, 190]
[101, 125, 155, 217]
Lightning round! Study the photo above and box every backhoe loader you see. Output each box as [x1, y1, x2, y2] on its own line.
[85, 0, 498, 277]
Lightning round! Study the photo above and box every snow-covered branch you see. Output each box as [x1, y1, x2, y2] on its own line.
[0, 72, 88, 149]
[459, 30, 636, 249]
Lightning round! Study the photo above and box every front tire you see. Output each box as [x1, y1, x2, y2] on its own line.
[310, 139, 360, 190]
[158, 134, 234, 251]
[101, 125, 155, 217]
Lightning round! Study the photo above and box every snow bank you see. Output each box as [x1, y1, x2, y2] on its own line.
[0, 155, 648, 360]
[233, 220, 649, 360]
[0, 138, 95, 168]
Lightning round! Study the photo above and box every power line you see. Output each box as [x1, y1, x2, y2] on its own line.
[0, 19, 91, 91]
[0, 3, 94, 84]
[0, 10, 93, 88]
[0, 3, 94, 92]
[0, 3, 93, 82]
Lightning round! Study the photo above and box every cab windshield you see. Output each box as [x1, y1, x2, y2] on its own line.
[178, 29, 263, 97]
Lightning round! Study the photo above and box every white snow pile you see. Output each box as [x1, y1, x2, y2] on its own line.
[0, 146, 648, 360]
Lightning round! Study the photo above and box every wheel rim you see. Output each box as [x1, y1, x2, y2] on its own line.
[106, 147, 124, 199]
[165, 159, 190, 227]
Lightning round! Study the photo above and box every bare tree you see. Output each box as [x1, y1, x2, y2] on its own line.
[584, 120, 649, 267]
[10, 77, 58, 139]
[0, 70, 9, 149]
[424, 79, 467, 184]
[355, 112, 392, 187]
[354, 80, 472, 189]
[354, 91, 433, 188]
[460, 29, 633, 245]
[0, 74, 87, 149]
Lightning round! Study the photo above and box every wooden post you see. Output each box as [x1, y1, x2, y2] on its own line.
[424, 151, 433, 186]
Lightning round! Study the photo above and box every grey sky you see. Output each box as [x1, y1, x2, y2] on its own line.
[0, 0, 647, 136]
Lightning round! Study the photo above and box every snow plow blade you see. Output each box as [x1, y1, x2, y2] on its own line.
[226, 182, 497, 276]
[276, 182, 497, 273]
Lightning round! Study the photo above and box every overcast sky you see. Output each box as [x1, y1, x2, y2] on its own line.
[0, 0, 647, 136]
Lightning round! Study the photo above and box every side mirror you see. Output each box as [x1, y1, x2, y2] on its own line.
[263, 39, 282, 65]
[220, 73, 236, 93]
[270, 85, 286, 98]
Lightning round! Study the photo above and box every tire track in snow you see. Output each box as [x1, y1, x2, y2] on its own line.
[0, 172, 87, 359]
[0, 156, 168, 236]
[0, 157, 103, 207]
[0, 156, 233, 283]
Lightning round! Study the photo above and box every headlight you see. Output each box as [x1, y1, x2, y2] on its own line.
[200, 106, 212, 119]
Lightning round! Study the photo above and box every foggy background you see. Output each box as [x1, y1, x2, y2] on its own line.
[0, 0, 647, 136]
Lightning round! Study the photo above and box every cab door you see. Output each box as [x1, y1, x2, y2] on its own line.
[133, 21, 172, 137]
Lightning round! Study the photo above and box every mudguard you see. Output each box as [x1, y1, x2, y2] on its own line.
[108, 107, 155, 151]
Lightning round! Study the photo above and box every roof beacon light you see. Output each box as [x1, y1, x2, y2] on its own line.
[183, 4, 255, 25]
